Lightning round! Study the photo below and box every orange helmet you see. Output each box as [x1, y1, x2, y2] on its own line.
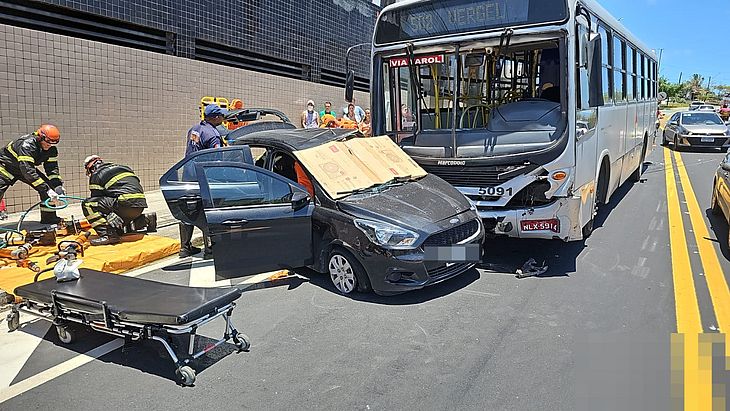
[35, 124, 60, 144]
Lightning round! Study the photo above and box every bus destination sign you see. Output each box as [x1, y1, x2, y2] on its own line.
[388, 54, 445, 68]
[375, 0, 567, 45]
[404, 0, 526, 36]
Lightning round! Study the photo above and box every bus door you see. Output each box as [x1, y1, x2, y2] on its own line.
[574, 23, 599, 209]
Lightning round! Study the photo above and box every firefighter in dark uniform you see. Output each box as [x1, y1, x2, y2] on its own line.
[82, 155, 157, 245]
[0, 124, 65, 224]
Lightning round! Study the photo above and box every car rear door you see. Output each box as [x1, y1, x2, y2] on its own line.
[195, 161, 313, 279]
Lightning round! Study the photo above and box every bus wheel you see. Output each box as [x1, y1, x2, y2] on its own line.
[631, 139, 647, 182]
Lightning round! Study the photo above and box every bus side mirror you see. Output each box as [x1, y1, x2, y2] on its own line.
[345, 70, 355, 103]
[587, 33, 604, 107]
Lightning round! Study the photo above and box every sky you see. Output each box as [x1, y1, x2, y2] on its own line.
[600, 0, 730, 88]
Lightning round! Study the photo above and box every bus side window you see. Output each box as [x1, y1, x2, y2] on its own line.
[598, 25, 612, 103]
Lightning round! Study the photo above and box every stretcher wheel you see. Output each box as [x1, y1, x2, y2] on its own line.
[56, 325, 74, 344]
[176, 365, 196, 386]
[233, 333, 250, 352]
[6, 311, 19, 332]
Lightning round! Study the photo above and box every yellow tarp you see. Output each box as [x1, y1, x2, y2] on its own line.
[0, 234, 180, 295]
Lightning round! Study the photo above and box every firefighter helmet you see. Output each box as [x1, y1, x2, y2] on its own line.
[36, 124, 61, 144]
[84, 155, 103, 176]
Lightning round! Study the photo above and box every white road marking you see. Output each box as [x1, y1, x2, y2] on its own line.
[0, 319, 50, 389]
[0, 252, 283, 401]
[0, 338, 124, 404]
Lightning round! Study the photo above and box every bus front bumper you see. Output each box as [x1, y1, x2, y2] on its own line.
[477, 196, 582, 241]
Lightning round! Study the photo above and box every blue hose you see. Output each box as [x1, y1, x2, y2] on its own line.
[15, 195, 88, 233]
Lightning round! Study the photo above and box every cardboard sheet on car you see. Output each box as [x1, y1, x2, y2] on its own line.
[293, 136, 426, 199]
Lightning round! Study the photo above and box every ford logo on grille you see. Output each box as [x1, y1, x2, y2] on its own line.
[449, 218, 459, 224]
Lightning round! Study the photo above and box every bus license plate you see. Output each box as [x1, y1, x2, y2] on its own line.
[520, 219, 560, 233]
[701, 137, 714, 143]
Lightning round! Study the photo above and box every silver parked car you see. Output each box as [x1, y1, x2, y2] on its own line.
[662, 111, 730, 149]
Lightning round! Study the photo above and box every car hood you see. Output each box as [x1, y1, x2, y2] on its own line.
[337, 174, 472, 230]
[683, 124, 728, 134]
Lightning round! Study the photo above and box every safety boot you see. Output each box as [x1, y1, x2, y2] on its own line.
[144, 212, 157, 232]
[90, 226, 121, 246]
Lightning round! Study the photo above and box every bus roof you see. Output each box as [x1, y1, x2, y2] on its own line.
[377, 0, 657, 60]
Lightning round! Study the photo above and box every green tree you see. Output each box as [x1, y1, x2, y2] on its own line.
[659, 76, 687, 99]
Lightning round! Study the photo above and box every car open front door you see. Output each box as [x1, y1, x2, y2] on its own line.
[195, 161, 314, 280]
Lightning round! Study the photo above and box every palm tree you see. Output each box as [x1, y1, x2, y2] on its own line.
[688, 74, 704, 100]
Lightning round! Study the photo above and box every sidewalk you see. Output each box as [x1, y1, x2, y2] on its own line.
[0, 190, 181, 240]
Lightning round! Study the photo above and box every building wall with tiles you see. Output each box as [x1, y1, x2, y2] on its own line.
[0, 23, 370, 212]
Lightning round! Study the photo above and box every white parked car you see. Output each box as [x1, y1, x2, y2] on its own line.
[698, 105, 716, 112]
[689, 101, 705, 111]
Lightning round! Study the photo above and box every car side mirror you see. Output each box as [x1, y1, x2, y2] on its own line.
[669, 120, 678, 126]
[344, 70, 355, 103]
[722, 162, 730, 172]
[291, 191, 310, 211]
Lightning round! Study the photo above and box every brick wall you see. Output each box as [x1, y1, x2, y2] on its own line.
[0, 23, 370, 212]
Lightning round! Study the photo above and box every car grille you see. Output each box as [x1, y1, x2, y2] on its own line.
[427, 262, 474, 282]
[424, 219, 479, 246]
[421, 164, 536, 187]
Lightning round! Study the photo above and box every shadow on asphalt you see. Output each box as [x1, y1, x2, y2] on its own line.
[300, 266, 481, 305]
[705, 208, 730, 261]
[16, 315, 242, 387]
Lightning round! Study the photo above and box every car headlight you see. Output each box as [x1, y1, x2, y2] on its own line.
[354, 219, 419, 248]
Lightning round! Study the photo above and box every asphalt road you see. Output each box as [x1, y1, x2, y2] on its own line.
[2, 142, 729, 410]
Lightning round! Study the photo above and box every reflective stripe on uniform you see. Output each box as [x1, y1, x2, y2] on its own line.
[6, 142, 16, 158]
[89, 184, 104, 191]
[118, 193, 145, 201]
[0, 166, 13, 180]
[91, 218, 107, 228]
[47, 174, 61, 181]
[84, 202, 97, 216]
[31, 178, 44, 187]
[46, 157, 58, 162]
[86, 212, 102, 221]
[17, 156, 34, 162]
[104, 172, 136, 189]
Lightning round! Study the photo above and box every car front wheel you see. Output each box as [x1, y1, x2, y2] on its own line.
[328, 249, 370, 295]
[711, 187, 722, 216]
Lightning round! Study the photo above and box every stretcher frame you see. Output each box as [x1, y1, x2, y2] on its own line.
[6, 290, 249, 386]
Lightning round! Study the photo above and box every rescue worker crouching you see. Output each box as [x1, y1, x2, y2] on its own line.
[0, 124, 65, 224]
[82, 155, 157, 246]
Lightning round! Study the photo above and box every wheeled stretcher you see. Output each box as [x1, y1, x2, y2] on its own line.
[5, 269, 248, 386]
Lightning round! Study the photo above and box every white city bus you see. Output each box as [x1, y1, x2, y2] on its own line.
[360, 0, 659, 241]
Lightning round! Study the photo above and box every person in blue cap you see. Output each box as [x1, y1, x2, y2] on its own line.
[186, 104, 228, 155]
[179, 103, 229, 258]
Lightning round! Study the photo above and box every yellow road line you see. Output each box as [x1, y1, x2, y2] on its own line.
[674, 152, 730, 358]
[674, 151, 730, 332]
[664, 148, 707, 409]
[665, 149, 703, 333]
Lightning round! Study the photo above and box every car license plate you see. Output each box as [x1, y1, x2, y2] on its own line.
[520, 219, 560, 233]
[424, 244, 480, 262]
[701, 137, 714, 143]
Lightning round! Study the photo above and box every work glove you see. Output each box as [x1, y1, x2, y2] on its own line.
[54, 186, 66, 196]
[46, 189, 61, 206]
[106, 212, 124, 229]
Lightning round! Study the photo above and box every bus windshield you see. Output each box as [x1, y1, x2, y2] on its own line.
[380, 38, 566, 158]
